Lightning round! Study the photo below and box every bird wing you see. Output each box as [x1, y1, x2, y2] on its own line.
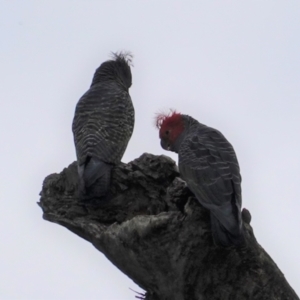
[179, 128, 242, 234]
[72, 81, 134, 166]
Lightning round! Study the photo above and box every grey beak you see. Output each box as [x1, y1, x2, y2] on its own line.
[160, 139, 170, 150]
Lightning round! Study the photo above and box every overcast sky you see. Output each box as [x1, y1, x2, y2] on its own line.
[1, 1, 299, 299]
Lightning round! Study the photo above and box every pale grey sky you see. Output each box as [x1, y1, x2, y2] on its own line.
[1, 1, 299, 299]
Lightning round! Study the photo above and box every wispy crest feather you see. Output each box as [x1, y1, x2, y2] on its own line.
[155, 109, 179, 129]
[111, 51, 134, 67]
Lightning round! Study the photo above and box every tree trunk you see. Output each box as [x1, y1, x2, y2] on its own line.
[38, 153, 299, 300]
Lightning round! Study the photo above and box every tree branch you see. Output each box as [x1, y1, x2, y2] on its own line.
[38, 153, 299, 300]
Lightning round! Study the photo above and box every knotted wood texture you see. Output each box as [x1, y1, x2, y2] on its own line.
[38, 153, 299, 300]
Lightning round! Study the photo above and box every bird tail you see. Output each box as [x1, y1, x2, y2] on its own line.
[77, 157, 112, 201]
[210, 213, 245, 247]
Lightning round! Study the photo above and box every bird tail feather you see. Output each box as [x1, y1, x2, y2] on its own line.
[78, 157, 112, 200]
[210, 213, 245, 247]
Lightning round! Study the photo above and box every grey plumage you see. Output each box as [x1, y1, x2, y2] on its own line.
[157, 112, 244, 246]
[179, 118, 243, 246]
[72, 52, 134, 200]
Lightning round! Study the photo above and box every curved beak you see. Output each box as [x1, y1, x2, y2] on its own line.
[160, 139, 170, 151]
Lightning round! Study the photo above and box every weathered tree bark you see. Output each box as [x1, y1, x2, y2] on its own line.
[38, 153, 299, 300]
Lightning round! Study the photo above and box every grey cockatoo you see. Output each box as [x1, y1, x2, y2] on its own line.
[156, 111, 244, 246]
[72, 52, 134, 200]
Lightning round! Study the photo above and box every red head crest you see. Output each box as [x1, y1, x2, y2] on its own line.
[155, 110, 184, 140]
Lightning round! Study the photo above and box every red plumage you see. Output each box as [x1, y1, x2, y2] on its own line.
[155, 110, 184, 140]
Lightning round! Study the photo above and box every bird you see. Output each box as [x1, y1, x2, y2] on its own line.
[72, 52, 135, 201]
[156, 110, 244, 246]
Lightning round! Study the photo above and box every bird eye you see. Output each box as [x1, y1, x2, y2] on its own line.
[165, 130, 169, 135]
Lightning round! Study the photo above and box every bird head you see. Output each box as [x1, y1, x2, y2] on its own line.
[155, 110, 185, 152]
[91, 52, 133, 90]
